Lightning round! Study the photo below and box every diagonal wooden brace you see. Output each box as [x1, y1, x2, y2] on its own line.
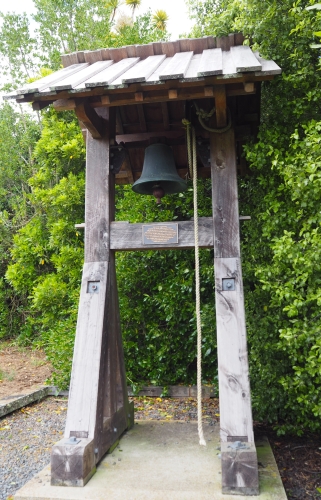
[51, 111, 133, 487]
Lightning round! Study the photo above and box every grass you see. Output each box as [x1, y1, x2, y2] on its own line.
[0, 367, 16, 381]
[30, 358, 46, 367]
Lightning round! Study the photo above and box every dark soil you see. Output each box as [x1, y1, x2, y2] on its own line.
[254, 422, 321, 500]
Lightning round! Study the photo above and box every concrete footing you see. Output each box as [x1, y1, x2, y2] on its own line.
[14, 421, 286, 500]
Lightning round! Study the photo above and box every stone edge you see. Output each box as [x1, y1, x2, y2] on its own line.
[0, 385, 217, 418]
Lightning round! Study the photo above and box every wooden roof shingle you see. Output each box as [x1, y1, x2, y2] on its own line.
[4, 34, 281, 102]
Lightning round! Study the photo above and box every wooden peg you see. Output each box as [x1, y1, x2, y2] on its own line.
[244, 82, 255, 93]
[204, 86, 214, 97]
[168, 89, 178, 99]
[135, 92, 144, 102]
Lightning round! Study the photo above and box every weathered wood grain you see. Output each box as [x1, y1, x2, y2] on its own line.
[115, 130, 185, 144]
[159, 52, 194, 80]
[110, 218, 214, 251]
[64, 261, 110, 439]
[135, 43, 154, 59]
[75, 102, 104, 139]
[126, 45, 137, 58]
[210, 128, 240, 258]
[51, 438, 95, 487]
[207, 36, 216, 49]
[101, 48, 111, 60]
[32, 101, 51, 111]
[109, 47, 129, 62]
[17, 63, 88, 94]
[53, 99, 76, 111]
[60, 61, 114, 91]
[84, 120, 114, 262]
[214, 85, 227, 127]
[84, 49, 103, 64]
[218, 50, 239, 79]
[221, 442, 259, 495]
[254, 51, 282, 76]
[230, 45, 262, 73]
[152, 41, 163, 55]
[121, 55, 166, 83]
[84, 58, 139, 88]
[213, 257, 255, 442]
[197, 48, 223, 77]
[161, 41, 180, 57]
[211, 126, 257, 493]
[180, 54, 203, 82]
[142, 56, 172, 85]
[57, 107, 132, 485]
[188, 37, 209, 54]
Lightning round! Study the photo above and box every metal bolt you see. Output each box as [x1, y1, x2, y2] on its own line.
[91, 285, 97, 291]
[227, 282, 232, 288]
[94, 448, 99, 454]
[70, 436, 77, 442]
[114, 428, 117, 433]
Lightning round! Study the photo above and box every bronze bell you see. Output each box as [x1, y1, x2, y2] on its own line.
[132, 144, 187, 203]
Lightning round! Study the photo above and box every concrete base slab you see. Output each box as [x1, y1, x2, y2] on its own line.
[14, 421, 286, 500]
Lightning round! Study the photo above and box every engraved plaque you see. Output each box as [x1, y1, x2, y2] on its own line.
[143, 223, 178, 245]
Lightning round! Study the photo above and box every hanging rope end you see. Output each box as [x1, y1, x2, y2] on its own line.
[199, 437, 207, 447]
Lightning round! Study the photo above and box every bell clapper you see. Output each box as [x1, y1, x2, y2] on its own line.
[152, 185, 165, 204]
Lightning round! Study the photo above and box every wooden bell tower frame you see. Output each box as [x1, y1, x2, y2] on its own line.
[8, 34, 281, 495]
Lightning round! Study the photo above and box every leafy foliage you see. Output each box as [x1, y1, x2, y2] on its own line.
[2, 0, 321, 436]
[5, 109, 85, 385]
[33, 0, 113, 68]
[188, 0, 321, 434]
[0, 103, 40, 338]
[116, 183, 216, 386]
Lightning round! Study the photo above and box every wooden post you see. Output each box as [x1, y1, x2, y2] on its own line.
[51, 110, 133, 487]
[210, 128, 259, 495]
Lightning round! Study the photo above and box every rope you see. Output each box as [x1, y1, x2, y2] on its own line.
[193, 100, 232, 134]
[184, 118, 206, 447]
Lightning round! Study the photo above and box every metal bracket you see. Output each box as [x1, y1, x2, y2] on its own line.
[87, 281, 100, 294]
[110, 145, 127, 174]
[222, 278, 235, 291]
[65, 436, 81, 445]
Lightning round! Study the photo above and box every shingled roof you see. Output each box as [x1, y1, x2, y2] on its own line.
[4, 34, 280, 103]
[3, 35, 281, 185]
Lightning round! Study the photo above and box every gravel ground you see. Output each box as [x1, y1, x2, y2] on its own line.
[0, 397, 67, 500]
[1, 395, 321, 500]
[0, 395, 219, 499]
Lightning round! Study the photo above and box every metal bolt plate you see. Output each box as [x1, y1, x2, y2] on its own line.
[87, 281, 100, 294]
[66, 436, 81, 445]
[222, 278, 235, 291]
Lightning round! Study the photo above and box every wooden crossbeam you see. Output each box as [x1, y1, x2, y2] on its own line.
[110, 218, 213, 250]
[75, 102, 105, 139]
